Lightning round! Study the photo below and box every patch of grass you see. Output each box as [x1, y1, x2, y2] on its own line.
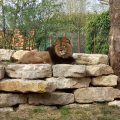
[101, 107, 113, 114]
[74, 108, 99, 120]
[98, 104, 120, 120]
[1, 104, 120, 120]
[12, 117, 25, 120]
[98, 116, 119, 120]
[78, 115, 94, 120]
[100, 105, 118, 114]
[46, 117, 55, 120]
[2, 60, 12, 65]
[59, 107, 70, 120]
[32, 107, 44, 114]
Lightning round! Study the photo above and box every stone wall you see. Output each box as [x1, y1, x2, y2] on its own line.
[0, 49, 120, 112]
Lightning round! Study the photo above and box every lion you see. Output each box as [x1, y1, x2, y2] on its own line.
[17, 37, 75, 64]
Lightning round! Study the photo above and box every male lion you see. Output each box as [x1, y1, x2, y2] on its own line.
[17, 37, 75, 64]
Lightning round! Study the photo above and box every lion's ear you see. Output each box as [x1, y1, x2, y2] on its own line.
[52, 44, 55, 47]
[62, 37, 71, 44]
[53, 38, 60, 46]
[52, 42, 56, 46]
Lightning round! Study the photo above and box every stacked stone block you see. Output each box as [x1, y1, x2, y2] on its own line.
[0, 49, 120, 112]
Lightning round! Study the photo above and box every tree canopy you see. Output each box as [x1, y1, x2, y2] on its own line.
[0, 0, 109, 52]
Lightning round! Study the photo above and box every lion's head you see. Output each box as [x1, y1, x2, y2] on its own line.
[53, 37, 73, 58]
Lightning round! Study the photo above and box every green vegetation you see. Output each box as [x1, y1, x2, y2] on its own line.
[11, 117, 25, 120]
[59, 107, 70, 120]
[1, 0, 60, 50]
[0, 0, 110, 53]
[0, 0, 86, 51]
[0, 104, 120, 120]
[32, 107, 44, 113]
[98, 105, 120, 120]
[84, 11, 110, 54]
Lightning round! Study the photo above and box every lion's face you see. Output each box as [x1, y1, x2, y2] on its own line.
[54, 37, 72, 58]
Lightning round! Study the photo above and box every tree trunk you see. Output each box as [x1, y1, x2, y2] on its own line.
[109, 0, 120, 88]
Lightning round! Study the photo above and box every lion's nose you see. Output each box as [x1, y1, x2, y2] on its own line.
[60, 51, 65, 55]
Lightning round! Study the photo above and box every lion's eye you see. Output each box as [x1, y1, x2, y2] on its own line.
[66, 40, 70, 43]
[62, 45, 66, 48]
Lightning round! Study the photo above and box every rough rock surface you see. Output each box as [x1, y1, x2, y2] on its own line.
[74, 87, 120, 103]
[46, 77, 91, 89]
[108, 101, 120, 107]
[86, 64, 113, 76]
[0, 93, 27, 107]
[92, 75, 118, 87]
[18, 104, 57, 111]
[64, 103, 92, 109]
[0, 107, 14, 112]
[0, 65, 5, 80]
[73, 53, 108, 65]
[29, 92, 74, 105]
[0, 79, 56, 93]
[0, 49, 15, 61]
[6, 64, 52, 79]
[53, 64, 86, 77]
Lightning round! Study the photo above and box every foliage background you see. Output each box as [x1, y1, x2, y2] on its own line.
[0, 0, 109, 53]
[84, 11, 110, 54]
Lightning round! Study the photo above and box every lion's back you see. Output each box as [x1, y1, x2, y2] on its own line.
[17, 51, 52, 64]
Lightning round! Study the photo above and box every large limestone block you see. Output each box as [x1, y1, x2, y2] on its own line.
[0, 79, 56, 93]
[86, 64, 113, 76]
[0, 49, 15, 61]
[6, 64, 52, 79]
[92, 75, 118, 87]
[11, 50, 29, 62]
[46, 77, 91, 89]
[74, 87, 119, 103]
[0, 65, 5, 80]
[0, 93, 27, 107]
[73, 53, 108, 65]
[53, 64, 86, 78]
[29, 92, 74, 105]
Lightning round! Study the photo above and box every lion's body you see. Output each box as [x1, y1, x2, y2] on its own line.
[17, 37, 75, 64]
[17, 51, 52, 64]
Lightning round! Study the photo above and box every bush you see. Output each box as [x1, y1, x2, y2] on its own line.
[84, 11, 110, 54]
